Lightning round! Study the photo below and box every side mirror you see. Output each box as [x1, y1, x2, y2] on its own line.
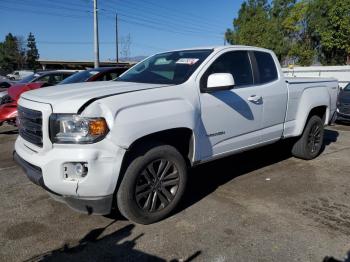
[206, 73, 235, 92]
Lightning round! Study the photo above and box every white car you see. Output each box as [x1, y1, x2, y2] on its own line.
[14, 46, 338, 224]
[6, 70, 33, 80]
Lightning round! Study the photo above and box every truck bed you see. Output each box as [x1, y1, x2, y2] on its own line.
[285, 77, 337, 84]
[283, 77, 338, 138]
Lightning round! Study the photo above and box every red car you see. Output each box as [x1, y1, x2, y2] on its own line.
[58, 66, 129, 84]
[0, 70, 76, 126]
[0, 67, 128, 126]
[0, 83, 43, 125]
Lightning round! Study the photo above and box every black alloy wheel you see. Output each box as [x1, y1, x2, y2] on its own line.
[135, 159, 180, 212]
[291, 115, 324, 160]
[117, 144, 187, 224]
[307, 122, 322, 153]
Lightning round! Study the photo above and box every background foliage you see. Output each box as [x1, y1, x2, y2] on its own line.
[225, 0, 350, 66]
[0, 32, 39, 74]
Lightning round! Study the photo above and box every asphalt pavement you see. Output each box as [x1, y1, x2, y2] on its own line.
[0, 123, 349, 262]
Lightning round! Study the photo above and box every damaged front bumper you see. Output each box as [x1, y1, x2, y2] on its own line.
[14, 136, 126, 215]
[14, 151, 114, 215]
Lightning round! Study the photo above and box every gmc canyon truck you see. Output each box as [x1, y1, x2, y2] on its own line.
[14, 46, 338, 224]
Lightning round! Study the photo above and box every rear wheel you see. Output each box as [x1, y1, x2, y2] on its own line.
[117, 144, 187, 224]
[291, 115, 324, 160]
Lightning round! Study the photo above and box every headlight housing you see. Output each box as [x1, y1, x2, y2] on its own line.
[50, 114, 109, 144]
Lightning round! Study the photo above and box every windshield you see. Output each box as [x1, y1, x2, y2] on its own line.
[18, 73, 40, 83]
[344, 83, 350, 91]
[59, 69, 100, 85]
[116, 49, 213, 85]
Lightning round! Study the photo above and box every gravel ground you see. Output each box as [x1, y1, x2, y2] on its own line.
[0, 123, 349, 262]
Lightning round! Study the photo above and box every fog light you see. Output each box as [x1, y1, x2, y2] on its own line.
[75, 163, 88, 177]
[63, 162, 88, 181]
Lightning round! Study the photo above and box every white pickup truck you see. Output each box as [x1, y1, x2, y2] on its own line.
[14, 46, 338, 224]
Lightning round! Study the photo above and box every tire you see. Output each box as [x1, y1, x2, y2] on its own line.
[291, 115, 324, 160]
[117, 144, 187, 224]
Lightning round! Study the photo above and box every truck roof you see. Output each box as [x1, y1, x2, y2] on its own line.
[161, 45, 272, 54]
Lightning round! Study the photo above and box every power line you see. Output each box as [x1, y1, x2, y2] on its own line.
[0, 3, 223, 41]
[0, 3, 221, 38]
[101, 1, 221, 32]
[113, 15, 222, 39]
[140, 0, 226, 25]
[101, 9, 220, 35]
[0, 4, 89, 20]
[106, 0, 225, 29]
[5, 0, 92, 14]
[37, 41, 164, 51]
[5, 0, 221, 37]
[101, 11, 221, 37]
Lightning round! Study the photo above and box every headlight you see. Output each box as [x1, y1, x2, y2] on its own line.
[50, 114, 109, 144]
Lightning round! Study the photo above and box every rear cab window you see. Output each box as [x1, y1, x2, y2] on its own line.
[252, 51, 278, 84]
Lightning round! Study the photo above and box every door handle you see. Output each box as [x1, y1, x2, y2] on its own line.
[247, 95, 262, 103]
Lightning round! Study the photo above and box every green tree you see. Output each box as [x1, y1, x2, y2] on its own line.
[225, 0, 302, 65]
[26, 32, 40, 70]
[225, 0, 272, 48]
[16, 36, 26, 69]
[0, 33, 23, 73]
[308, 0, 350, 65]
[269, 0, 296, 63]
[282, 1, 315, 66]
[226, 0, 350, 66]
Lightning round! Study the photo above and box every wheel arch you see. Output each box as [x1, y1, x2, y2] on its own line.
[112, 127, 195, 204]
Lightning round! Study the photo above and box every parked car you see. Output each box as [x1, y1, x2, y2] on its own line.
[59, 67, 129, 85]
[0, 70, 78, 99]
[0, 70, 77, 126]
[0, 75, 6, 80]
[0, 79, 16, 97]
[14, 46, 338, 224]
[17, 70, 78, 86]
[337, 83, 350, 122]
[6, 70, 33, 80]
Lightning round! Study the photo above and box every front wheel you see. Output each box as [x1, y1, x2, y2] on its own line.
[117, 144, 187, 224]
[291, 115, 324, 160]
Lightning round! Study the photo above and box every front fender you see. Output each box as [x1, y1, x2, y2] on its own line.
[111, 98, 197, 148]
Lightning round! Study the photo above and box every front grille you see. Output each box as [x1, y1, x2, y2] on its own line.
[18, 106, 43, 147]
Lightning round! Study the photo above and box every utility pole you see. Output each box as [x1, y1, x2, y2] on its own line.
[116, 12, 119, 63]
[93, 0, 100, 68]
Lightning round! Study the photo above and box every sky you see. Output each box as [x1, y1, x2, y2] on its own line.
[0, 0, 243, 61]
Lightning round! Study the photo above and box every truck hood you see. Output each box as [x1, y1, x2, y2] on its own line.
[20, 81, 170, 113]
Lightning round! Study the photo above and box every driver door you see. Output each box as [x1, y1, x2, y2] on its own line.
[199, 51, 264, 158]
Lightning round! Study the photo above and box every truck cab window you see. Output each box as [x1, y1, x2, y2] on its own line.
[253, 51, 278, 84]
[201, 51, 253, 89]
